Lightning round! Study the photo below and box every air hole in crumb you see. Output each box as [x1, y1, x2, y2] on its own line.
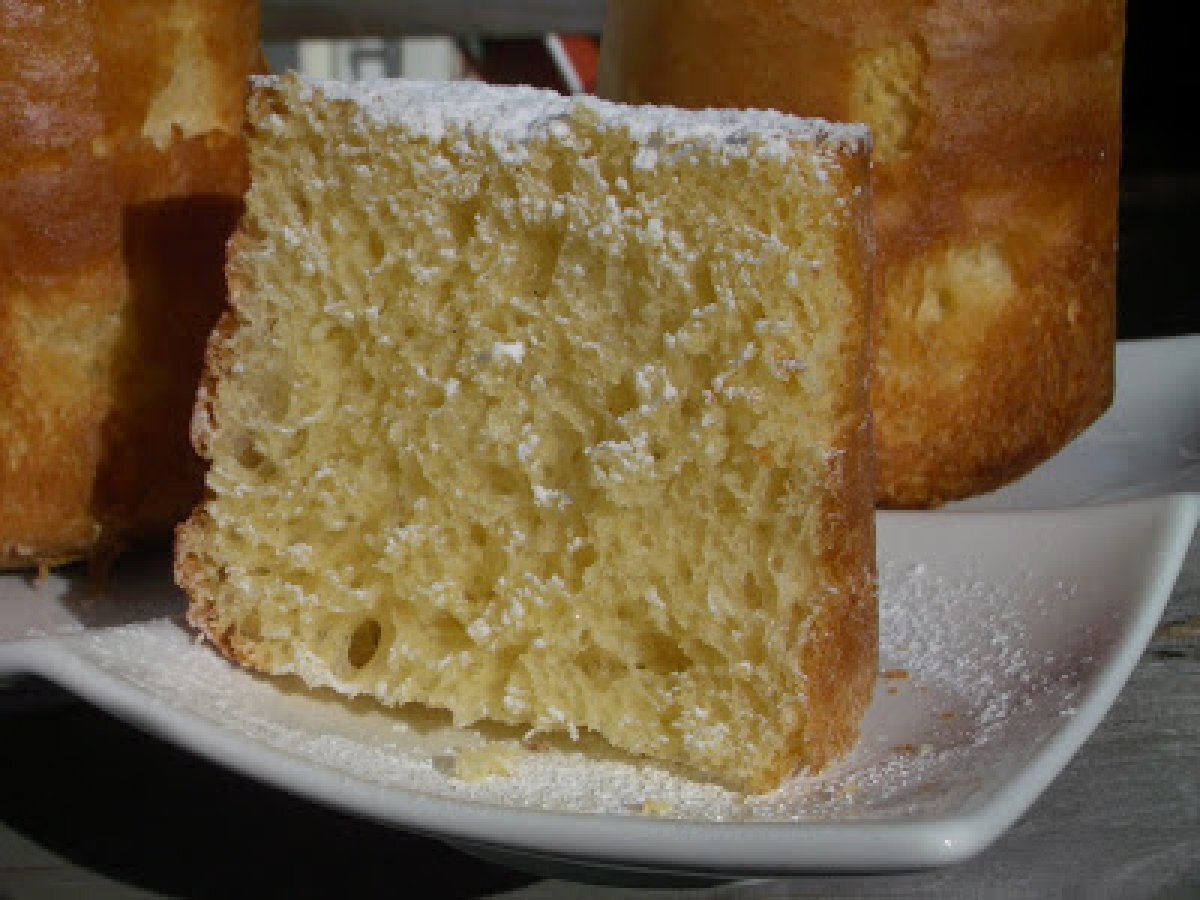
[572, 541, 596, 569]
[241, 612, 262, 642]
[638, 631, 692, 676]
[603, 376, 638, 416]
[483, 463, 522, 497]
[578, 646, 623, 682]
[431, 612, 472, 652]
[366, 229, 386, 270]
[742, 573, 764, 612]
[347, 618, 382, 668]
[232, 433, 265, 470]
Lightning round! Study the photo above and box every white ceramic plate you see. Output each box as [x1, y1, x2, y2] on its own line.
[951, 335, 1200, 511]
[1, 336, 1197, 881]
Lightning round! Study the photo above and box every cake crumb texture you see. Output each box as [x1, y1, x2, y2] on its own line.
[176, 74, 877, 793]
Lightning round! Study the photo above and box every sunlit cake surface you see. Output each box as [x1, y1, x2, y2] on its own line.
[175, 73, 877, 792]
[596, 0, 1124, 507]
[0, 0, 260, 568]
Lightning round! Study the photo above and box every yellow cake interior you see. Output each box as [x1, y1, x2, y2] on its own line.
[177, 75, 875, 792]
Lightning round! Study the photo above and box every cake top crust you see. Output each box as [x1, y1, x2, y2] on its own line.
[259, 73, 870, 162]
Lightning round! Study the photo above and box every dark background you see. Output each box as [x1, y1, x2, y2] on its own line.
[1123, 3, 1190, 177]
[1118, 2, 1197, 338]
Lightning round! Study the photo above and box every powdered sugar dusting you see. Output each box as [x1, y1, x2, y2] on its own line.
[750, 558, 1086, 821]
[259, 73, 869, 163]
[53, 547, 1091, 823]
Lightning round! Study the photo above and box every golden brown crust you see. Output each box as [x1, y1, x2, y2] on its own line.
[598, 0, 1124, 507]
[0, 0, 261, 569]
[797, 147, 878, 786]
[175, 513, 243, 662]
[719, 145, 877, 793]
[174, 225, 258, 663]
[176, 523, 266, 670]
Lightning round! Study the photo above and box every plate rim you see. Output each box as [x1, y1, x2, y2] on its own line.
[2, 492, 1195, 877]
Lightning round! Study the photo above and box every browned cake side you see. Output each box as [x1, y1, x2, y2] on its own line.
[0, 0, 261, 568]
[598, 0, 1124, 507]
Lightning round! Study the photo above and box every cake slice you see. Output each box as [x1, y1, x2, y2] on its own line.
[175, 73, 876, 793]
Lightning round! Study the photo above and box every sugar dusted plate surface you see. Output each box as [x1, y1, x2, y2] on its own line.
[1, 336, 1197, 878]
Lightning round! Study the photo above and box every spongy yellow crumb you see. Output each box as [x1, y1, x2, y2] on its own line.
[176, 73, 877, 794]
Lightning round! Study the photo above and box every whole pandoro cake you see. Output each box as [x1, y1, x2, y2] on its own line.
[175, 73, 877, 792]
[0, 0, 261, 568]
[597, 0, 1126, 506]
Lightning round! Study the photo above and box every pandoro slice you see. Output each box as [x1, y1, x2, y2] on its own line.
[175, 73, 877, 793]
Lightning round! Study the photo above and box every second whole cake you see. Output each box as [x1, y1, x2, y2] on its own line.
[0, 0, 262, 569]
[176, 74, 877, 792]
[597, 0, 1126, 507]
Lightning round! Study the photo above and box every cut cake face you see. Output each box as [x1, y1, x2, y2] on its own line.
[175, 73, 876, 793]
